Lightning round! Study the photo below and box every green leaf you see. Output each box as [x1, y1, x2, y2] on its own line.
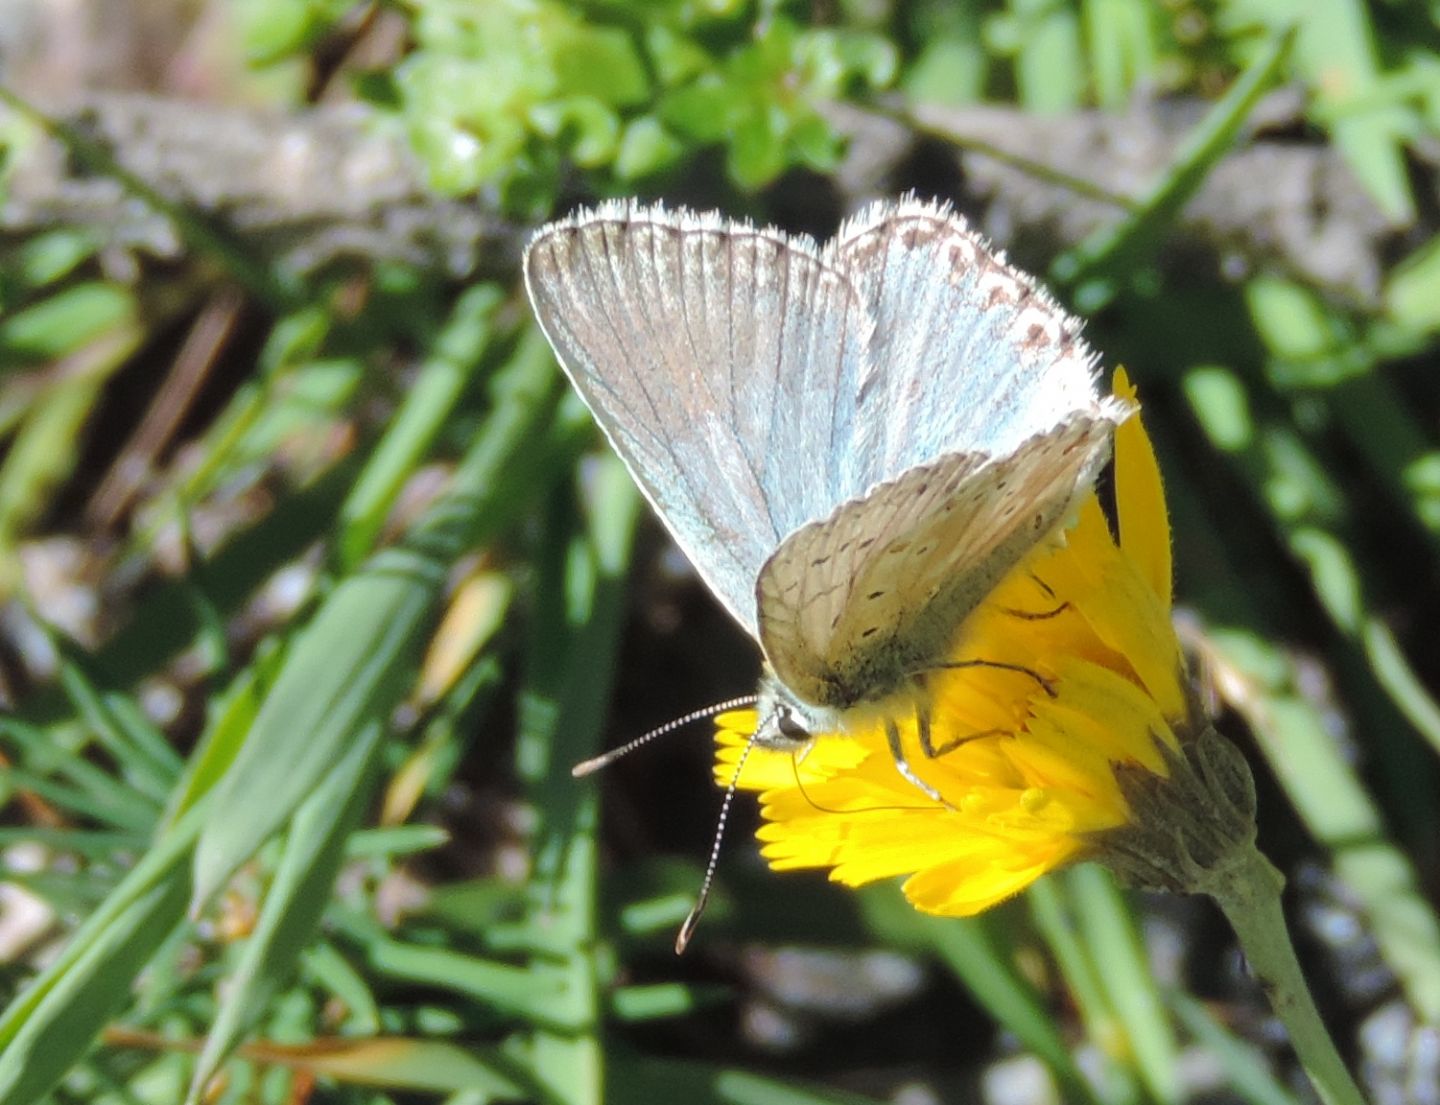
[615, 116, 685, 180]
[1169, 989, 1301, 1105]
[1066, 867, 1180, 1104]
[0, 801, 205, 1103]
[338, 284, 504, 567]
[0, 283, 135, 363]
[192, 332, 560, 909]
[186, 719, 385, 1103]
[552, 24, 649, 106]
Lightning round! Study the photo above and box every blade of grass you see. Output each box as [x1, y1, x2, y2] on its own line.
[0, 762, 159, 832]
[1028, 876, 1140, 1105]
[363, 938, 584, 1033]
[186, 718, 385, 1103]
[0, 797, 206, 1051]
[860, 885, 1107, 1105]
[338, 284, 505, 568]
[609, 1055, 887, 1105]
[1051, 27, 1292, 309]
[46, 633, 182, 799]
[191, 329, 559, 908]
[1201, 627, 1440, 1024]
[1066, 865, 1181, 1104]
[0, 795, 209, 1103]
[1006, 0, 1085, 111]
[0, 870, 190, 1105]
[0, 321, 142, 586]
[512, 450, 640, 1105]
[1184, 362, 1440, 757]
[105, 1028, 530, 1099]
[0, 717, 164, 827]
[0, 87, 303, 310]
[1239, 0, 1415, 222]
[1083, 0, 1159, 108]
[1183, 365, 1440, 1020]
[300, 942, 381, 1035]
[1168, 989, 1301, 1105]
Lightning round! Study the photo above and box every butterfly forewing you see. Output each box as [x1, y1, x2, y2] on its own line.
[756, 416, 1117, 708]
[524, 203, 878, 634]
[826, 200, 1110, 484]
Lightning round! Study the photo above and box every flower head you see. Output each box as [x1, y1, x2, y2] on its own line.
[714, 370, 1200, 916]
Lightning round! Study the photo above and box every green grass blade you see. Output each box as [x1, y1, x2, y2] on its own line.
[1052, 27, 1292, 307]
[0, 798, 206, 1051]
[0, 870, 189, 1105]
[0, 761, 159, 832]
[1028, 876, 1139, 1105]
[191, 334, 559, 907]
[1168, 989, 1301, 1105]
[186, 718, 385, 1103]
[0, 282, 135, 363]
[860, 885, 1107, 1105]
[189, 550, 440, 909]
[1205, 628, 1440, 1023]
[0, 798, 209, 1103]
[241, 1037, 528, 1097]
[512, 451, 640, 1105]
[1007, 0, 1085, 111]
[609, 1056, 887, 1105]
[338, 284, 505, 568]
[0, 717, 164, 828]
[1066, 866, 1181, 1104]
[0, 88, 303, 310]
[300, 942, 381, 1034]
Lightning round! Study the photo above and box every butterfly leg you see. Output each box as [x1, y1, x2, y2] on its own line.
[997, 600, 1071, 621]
[912, 662, 1054, 758]
[920, 721, 1011, 759]
[930, 659, 1057, 698]
[883, 716, 947, 805]
[996, 573, 1070, 621]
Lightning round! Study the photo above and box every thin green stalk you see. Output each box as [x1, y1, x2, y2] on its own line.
[1209, 845, 1366, 1105]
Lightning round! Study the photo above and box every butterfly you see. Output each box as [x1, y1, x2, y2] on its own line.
[523, 196, 1131, 804]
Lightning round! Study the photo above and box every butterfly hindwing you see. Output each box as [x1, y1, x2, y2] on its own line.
[756, 416, 1116, 708]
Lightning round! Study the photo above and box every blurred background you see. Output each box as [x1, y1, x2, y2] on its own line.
[1, 1, 1439, 1103]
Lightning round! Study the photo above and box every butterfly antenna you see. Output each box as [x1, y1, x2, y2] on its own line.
[572, 695, 759, 777]
[676, 724, 764, 954]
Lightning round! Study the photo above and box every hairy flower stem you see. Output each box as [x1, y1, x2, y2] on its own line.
[1211, 843, 1366, 1105]
[1101, 727, 1366, 1105]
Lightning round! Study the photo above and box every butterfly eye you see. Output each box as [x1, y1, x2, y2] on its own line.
[776, 709, 810, 743]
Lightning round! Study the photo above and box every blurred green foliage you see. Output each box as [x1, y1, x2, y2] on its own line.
[2, 0, 1440, 1103]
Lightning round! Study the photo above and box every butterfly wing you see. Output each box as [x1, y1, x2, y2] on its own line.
[757, 416, 1118, 708]
[524, 202, 879, 635]
[751, 198, 1131, 705]
[824, 198, 1123, 488]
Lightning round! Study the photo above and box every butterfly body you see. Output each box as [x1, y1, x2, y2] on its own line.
[523, 197, 1130, 781]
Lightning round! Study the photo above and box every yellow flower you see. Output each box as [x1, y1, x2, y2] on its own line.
[714, 370, 1195, 917]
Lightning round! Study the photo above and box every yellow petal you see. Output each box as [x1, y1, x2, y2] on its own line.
[1113, 368, 1172, 610]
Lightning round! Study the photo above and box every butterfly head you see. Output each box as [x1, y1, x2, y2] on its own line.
[752, 669, 845, 752]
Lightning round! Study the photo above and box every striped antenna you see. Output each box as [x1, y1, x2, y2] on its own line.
[675, 719, 766, 954]
[571, 695, 759, 777]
